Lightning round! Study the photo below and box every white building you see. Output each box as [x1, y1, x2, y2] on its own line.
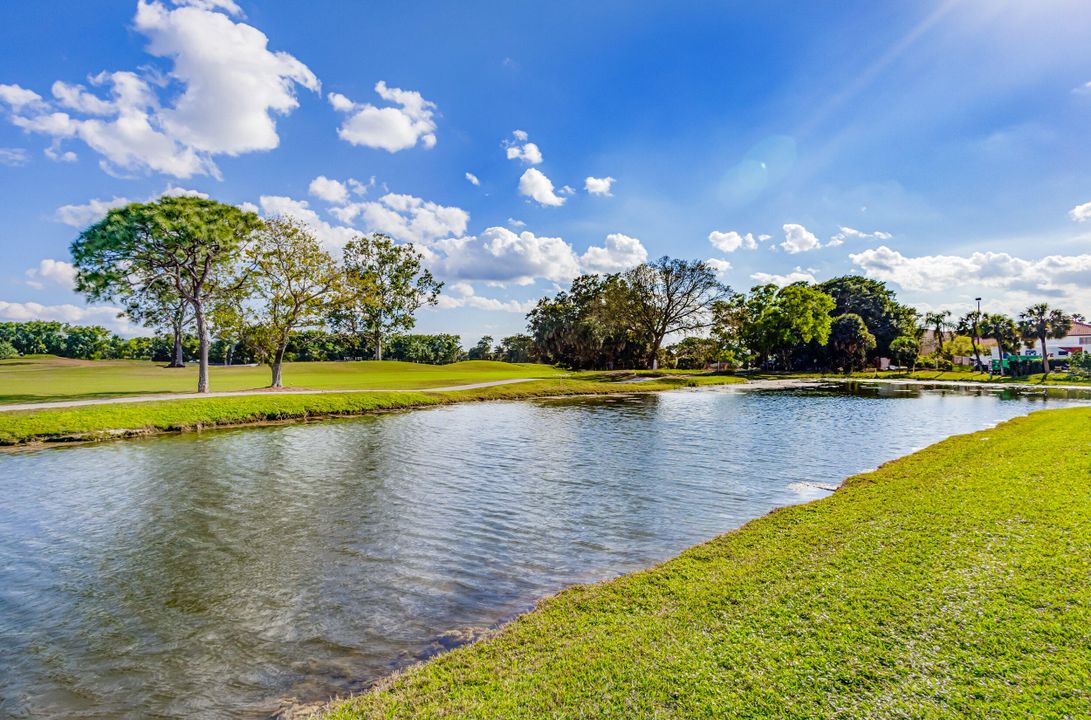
[989, 320, 1091, 362]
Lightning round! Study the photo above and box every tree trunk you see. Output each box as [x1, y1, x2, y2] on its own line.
[194, 302, 210, 393]
[374, 336, 383, 361]
[649, 336, 662, 370]
[270, 345, 286, 388]
[169, 312, 185, 368]
[1040, 335, 1049, 374]
[970, 338, 982, 373]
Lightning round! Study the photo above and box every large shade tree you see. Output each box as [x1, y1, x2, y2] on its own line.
[1018, 303, 1073, 374]
[828, 313, 876, 373]
[819, 276, 917, 360]
[337, 233, 442, 361]
[71, 196, 262, 393]
[619, 257, 729, 369]
[244, 217, 342, 387]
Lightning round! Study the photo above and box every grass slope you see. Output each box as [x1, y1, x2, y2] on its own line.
[0, 375, 740, 446]
[767, 368, 1091, 386]
[323, 407, 1091, 719]
[0, 357, 565, 405]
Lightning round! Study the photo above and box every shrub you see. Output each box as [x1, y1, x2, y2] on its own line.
[0, 340, 18, 360]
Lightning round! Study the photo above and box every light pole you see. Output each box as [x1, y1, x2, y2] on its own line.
[974, 297, 983, 375]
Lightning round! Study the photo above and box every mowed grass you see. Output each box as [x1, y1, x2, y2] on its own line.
[0, 375, 742, 446]
[0, 356, 567, 404]
[764, 368, 1091, 386]
[322, 406, 1091, 719]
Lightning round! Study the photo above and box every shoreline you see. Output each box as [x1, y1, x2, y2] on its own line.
[0, 376, 740, 449]
[316, 405, 1091, 718]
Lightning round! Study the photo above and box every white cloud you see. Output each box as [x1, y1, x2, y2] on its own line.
[503, 130, 542, 165]
[25, 259, 78, 290]
[55, 196, 133, 227]
[507, 217, 525, 228]
[519, 167, 566, 207]
[1073, 81, 1091, 95]
[585, 176, 615, 196]
[0, 1, 318, 178]
[331, 192, 469, 246]
[0, 301, 133, 334]
[437, 226, 580, 285]
[1070, 201, 1091, 222]
[308, 175, 349, 204]
[258, 195, 359, 252]
[580, 233, 648, 274]
[172, 0, 243, 15]
[160, 185, 208, 198]
[464, 171, 480, 186]
[750, 267, 817, 286]
[709, 230, 757, 253]
[780, 223, 822, 254]
[0, 148, 29, 166]
[434, 282, 535, 313]
[44, 144, 78, 162]
[706, 258, 732, 276]
[54, 186, 207, 228]
[828, 226, 893, 247]
[0, 83, 45, 110]
[849, 246, 1091, 301]
[330, 81, 437, 152]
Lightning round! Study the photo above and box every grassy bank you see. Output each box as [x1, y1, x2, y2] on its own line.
[322, 406, 1091, 719]
[760, 368, 1091, 386]
[0, 375, 740, 446]
[0, 357, 567, 405]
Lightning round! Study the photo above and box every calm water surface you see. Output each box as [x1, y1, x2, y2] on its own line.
[0, 384, 1085, 718]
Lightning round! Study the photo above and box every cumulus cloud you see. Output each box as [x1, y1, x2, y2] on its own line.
[1070, 200, 1091, 222]
[584, 176, 615, 196]
[0, 148, 29, 166]
[0, 300, 134, 334]
[331, 192, 469, 246]
[54, 186, 207, 227]
[308, 175, 349, 204]
[580, 233, 648, 274]
[849, 246, 1091, 300]
[0, 83, 45, 110]
[503, 130, 542, 165]
[55, 196, 133, 227]
[464, 171, 480, 186]
[25, 259, 78, 290]
[827, 226, 893, 247]
[434, 282, 535, 313]
[330, 81, 437, 152]
[437, 226, 580, 285]
[706, 258, 732, 276]
[172, 0, 243, 14]
[709, 230, 757, 253]
[258, 195, 358, 252]
[0, 1, 318, 178]
[507, 217, 525, 228]
[750, 267, 817, 286]
[518, 167, 566, 207]
[780, 223, 822, 254]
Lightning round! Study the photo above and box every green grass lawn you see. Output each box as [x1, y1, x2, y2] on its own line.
[0, 375, 743, 446]
[0, 356, 567, 404]
[767, 368, 1091, 386]
[322, 406, 1091, 719]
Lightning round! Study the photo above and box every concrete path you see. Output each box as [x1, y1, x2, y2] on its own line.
[0, 377, 542, 413]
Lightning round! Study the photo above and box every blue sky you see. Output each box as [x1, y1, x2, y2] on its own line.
[2, 0, 1090, 342]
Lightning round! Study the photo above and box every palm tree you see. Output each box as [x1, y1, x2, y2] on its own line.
[980, 313, 1019, 377]
[1018, 304, 1073, 374]
[956, 310, 985, 372]
[923, 310, 952, 369]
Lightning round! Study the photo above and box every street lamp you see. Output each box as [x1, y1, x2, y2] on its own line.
[974, 297, 983, 374]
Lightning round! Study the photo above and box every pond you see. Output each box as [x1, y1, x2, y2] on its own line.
[1, 383, 1086, 719]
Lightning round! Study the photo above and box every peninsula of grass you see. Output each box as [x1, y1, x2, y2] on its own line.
[0, 374, 741, 446]
[322, 406, 1091, 719]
